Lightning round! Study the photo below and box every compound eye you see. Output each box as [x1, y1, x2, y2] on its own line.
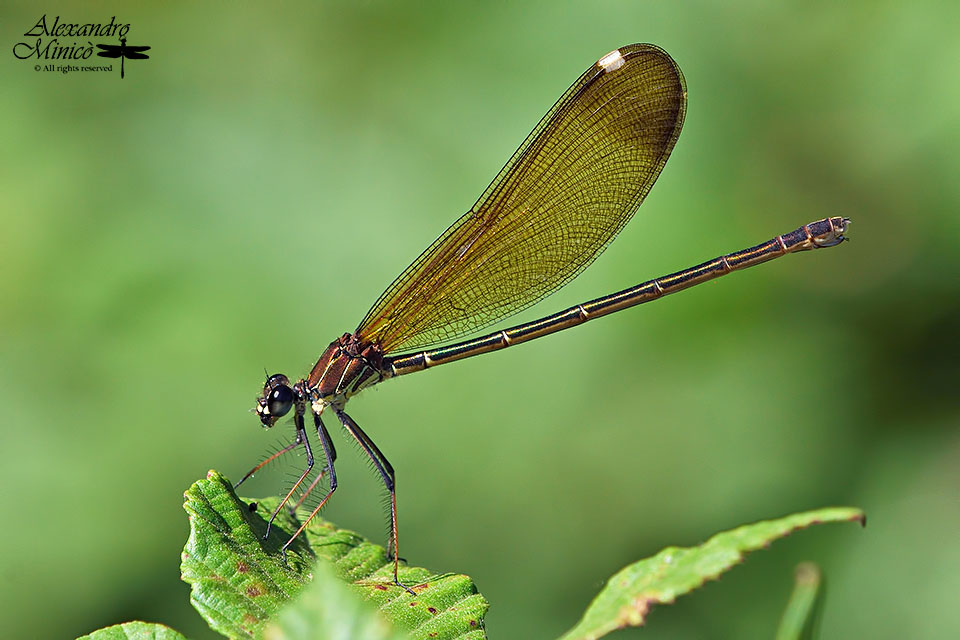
[267, 385, 294, 418]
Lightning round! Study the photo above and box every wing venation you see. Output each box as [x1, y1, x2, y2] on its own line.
[357, 44, 687, 353]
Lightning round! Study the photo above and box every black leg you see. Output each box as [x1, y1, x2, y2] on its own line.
[266, 409, 313, 540]
[335, 409, 414, 595]
[290, 420, 337, 513]
[281, 411, 339, 564]
[335, 410, 394, 550]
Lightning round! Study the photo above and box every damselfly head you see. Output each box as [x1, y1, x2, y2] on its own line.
[256, 373, 293, 428]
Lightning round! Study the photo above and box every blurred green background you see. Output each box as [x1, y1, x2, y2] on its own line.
[2, 1, 957, 638]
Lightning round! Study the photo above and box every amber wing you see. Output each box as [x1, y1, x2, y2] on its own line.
[357, 44, 687, 353]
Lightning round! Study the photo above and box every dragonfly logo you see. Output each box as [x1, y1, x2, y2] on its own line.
[96, 37, 150, 79]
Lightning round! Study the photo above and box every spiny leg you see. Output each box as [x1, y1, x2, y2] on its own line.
[290, 468, 325, 514]
[266, 410, 313, 539]
[335, 409, 413, 595]
[281, 411, 338, 564]
[291, 422, 337, 513]
[234, 434, 302, 491]
[335, 411, 394, 553]
[338, 413, 399, 560]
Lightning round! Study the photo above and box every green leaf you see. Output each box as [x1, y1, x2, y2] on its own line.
[262, 560, 410, 640]
[775, 563, 823, 640]
[559, 507, 865, 640]
[76, 621, 190, 640]
[181, 470, 488, 640]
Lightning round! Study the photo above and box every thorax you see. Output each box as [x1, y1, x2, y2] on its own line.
[307, 333, 386, 407]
